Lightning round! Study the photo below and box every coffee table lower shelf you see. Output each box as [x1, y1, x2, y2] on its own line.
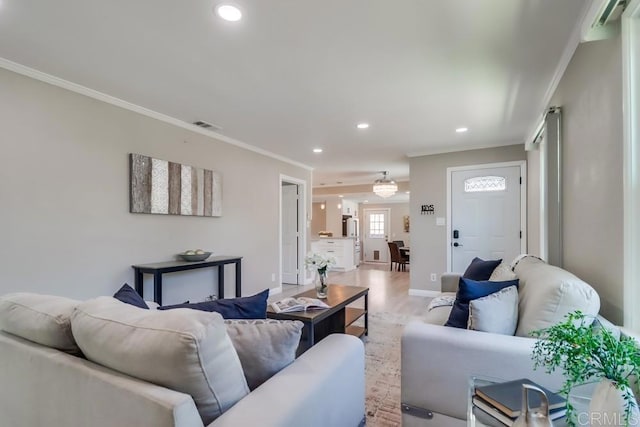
[345, 307, 367, 338]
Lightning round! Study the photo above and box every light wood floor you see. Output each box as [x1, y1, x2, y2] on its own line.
[273, 263, 430, 316]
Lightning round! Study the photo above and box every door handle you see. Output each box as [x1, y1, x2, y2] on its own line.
[453, 242, 463, 247]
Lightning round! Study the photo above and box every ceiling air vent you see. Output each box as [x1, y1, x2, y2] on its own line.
[192, 120, 222, 132]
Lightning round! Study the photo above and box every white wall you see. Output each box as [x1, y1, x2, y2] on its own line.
[0, 68, 311, 304]
[545, 35, 624, 324]
[311, 202, 327, 236]
[409, 145, 526, 293]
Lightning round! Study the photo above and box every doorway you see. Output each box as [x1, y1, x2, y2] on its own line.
[280, 175, 307, 288]
[447, 161, 527, 272]
[363, 208, 390, 263]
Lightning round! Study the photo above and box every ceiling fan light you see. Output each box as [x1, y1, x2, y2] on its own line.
[373, 171, 398, 198]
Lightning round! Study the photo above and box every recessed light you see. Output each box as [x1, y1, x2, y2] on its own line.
[338, 195, 344, 198]
[406, 191, 410, 194]
[455, 127, 468, 133]
[313, 148, 323, 153]
[215, 4, 242, 22]
[356, 123, 370, 129]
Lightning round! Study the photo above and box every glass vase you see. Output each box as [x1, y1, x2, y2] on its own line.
[315, 269, 328, 298]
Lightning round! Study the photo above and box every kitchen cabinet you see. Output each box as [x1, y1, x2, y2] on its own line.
[341, 200, 357, 217]
[310, 238, 356, 272]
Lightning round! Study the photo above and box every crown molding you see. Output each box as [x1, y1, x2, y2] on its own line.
[0, 57, 313, 171]
[406, 141, 523, 158]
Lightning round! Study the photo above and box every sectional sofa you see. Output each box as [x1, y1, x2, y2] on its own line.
[0, 294, 365, 427]
[400, 256, 633, 427]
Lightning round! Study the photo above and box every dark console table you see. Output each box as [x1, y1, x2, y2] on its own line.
[132, 256, 242, 305]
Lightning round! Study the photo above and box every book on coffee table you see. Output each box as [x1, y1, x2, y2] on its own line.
[270, 297, 330, 313]
[474, 378, 566, 418]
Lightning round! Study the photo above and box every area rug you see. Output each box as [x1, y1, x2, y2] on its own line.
[363, 312, 427, 427]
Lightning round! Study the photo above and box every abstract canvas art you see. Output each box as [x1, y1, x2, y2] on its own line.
[130, 153, 222, 217]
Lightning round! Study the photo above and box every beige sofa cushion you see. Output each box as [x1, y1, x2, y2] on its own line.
[514, 256, 600, 337]
[71, 297, 249, 424]
[0, 293, 80, 354]
[224, 319, 303, 390]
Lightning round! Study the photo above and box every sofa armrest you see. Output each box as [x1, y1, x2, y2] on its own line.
[401, 322, 564, 421]
[210, 333, 365, 427]
[441, 273, 461, 293]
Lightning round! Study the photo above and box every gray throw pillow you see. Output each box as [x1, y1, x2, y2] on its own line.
[224, 319, 303, 390]
[72, 297, 249, 424]
[468, 286, 518, 335]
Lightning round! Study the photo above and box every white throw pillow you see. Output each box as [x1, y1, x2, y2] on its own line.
[468, 286, 519, 335]
[0, 293, 81, 353]
[71, 297, 249, 424]
[489, 263, 517, 281]
[224, 319, 303, 390]
[514, 256, 600, 337]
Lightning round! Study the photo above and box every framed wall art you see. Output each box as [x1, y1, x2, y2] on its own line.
[129, 153, 222, 217]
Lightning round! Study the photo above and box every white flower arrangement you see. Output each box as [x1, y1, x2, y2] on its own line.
[304, 252, 336, 273]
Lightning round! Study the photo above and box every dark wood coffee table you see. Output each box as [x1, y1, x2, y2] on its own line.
[267, 284, 369, 355]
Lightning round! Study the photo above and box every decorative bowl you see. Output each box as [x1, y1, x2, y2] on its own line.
[179, 251, 212, 262]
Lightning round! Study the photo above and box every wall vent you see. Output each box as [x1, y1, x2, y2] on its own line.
[192, 120, 222, 132]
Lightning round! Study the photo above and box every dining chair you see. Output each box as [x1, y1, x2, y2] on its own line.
[388, 242, 410, 271]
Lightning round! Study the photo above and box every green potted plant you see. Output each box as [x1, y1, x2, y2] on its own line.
[531, 311, 640, 426]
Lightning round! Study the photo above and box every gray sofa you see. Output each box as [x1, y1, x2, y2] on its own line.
[0, 296, 365, 427]
[400, 256, 632, 427]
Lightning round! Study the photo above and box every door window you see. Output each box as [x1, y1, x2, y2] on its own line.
[464, 176, 506, 193]
[368, 213, 385, 238]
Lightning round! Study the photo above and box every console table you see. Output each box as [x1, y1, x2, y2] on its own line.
[132, 256, 242, 305]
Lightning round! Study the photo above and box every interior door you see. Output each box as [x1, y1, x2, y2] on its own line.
[363, 209, 390, 263]
[282, 183, 299, 284]
[450, 165, 522, 272]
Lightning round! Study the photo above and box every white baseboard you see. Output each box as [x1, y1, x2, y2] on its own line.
[408, 289, 441, 297]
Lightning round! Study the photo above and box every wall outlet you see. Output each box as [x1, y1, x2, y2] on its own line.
[430, 273, 437, 282]
[271, 273, 276, 282]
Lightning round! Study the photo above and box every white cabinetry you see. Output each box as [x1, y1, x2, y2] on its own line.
[311, 238, 356, 272]
[341, 200, 357, 217]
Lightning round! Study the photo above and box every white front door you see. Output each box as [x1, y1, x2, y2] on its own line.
[282, 184, 299, 284]
[449, 164, 524, 273]
[363, 209, 390, 263]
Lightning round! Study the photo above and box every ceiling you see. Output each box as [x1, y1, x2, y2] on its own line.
[0, 0, 588, 186]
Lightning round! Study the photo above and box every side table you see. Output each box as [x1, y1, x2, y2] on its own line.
[468, 376, 594, 427]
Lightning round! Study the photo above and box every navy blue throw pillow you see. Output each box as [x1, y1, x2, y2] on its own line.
[113, 284, 149, 309]
[158, 289, 269, 319]
[444, 278, 519, 329]
[462, 257, 502, 281]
